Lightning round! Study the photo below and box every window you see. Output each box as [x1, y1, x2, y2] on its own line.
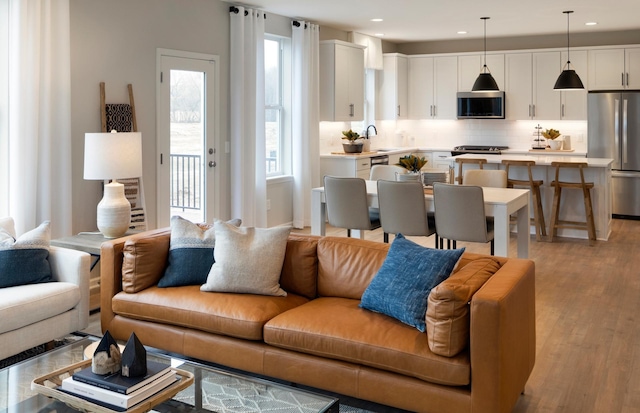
[264, 35, 291, 176]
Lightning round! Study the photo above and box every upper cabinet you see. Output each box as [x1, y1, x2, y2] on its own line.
[408, 56, 457, 119]
[505, 52, 562, 120]
[458, 54, 505, 92]
[560, 50, 588, 120]
[319, 40, 365, 121]
[377, 54, 409, 120]
[588, 47, 640, 90]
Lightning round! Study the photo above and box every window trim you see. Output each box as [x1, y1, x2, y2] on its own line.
[265, 34, 291, 178]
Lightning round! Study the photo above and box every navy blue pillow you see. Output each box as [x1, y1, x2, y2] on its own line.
[0, 221, 52, 288]
[360, 234, 464, 332]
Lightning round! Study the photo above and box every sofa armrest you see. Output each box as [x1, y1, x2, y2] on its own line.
[100, 228, 171, 333]
[49, 246, 91, 329]
[469, 258, 536, 413]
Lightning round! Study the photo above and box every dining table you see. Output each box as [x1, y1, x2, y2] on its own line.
[311, 180, 531, 258]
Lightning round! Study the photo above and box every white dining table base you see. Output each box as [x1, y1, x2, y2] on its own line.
[311, 182, 530, 259]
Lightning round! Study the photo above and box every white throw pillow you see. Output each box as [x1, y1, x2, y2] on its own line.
[0, 217, 16, 239]
[200, 221, 291, 296]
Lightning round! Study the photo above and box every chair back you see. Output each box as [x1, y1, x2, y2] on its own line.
[369, 164, 406, 181]
[377, 180, 434, 237]
[433, 183, 491, 243]
[455, 158, 486, 184]
[463, 169, 507, 188]
[323, 176, 374, 230]
[551, 162, 590, 186]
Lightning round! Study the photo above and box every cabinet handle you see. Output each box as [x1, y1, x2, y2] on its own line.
[532, 104, 536, 118]
[429, 105, 433, 117]
[397, 105, 401, 117]
[562, 104, 565, 118]
[349, 103, 354, 117]
[528, 104, 531, 117]
[622, 73, 625, 87]
[627, 73, 630, 87]
[433, 105, 437, 117]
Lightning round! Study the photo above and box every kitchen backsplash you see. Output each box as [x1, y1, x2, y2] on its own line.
[320, 119, 588, 153]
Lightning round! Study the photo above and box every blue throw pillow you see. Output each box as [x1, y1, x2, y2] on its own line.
[0, 221, 52, 288]
[157, 216, 241, 288]
[360, 234, 464, 332]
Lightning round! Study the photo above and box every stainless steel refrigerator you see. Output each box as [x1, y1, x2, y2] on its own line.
[588, 91, 640, 217]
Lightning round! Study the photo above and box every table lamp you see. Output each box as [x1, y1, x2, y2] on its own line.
[84, 131, 142, 238]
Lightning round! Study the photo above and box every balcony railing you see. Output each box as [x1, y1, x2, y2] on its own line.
[170, 154, 201, 210]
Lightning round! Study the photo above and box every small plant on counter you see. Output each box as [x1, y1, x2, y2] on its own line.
[341, 129, 360, 142]
[542, 128, 561, 140]
[396, 154, 428, 172]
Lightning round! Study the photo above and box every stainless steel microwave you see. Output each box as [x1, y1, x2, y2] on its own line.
[457, 91, 505, 119]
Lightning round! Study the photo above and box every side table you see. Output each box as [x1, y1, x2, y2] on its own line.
[51, 231, 138, 311]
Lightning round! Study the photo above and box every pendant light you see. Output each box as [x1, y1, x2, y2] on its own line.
[472, 17, 499, 92]
[554, 11, 584, 90]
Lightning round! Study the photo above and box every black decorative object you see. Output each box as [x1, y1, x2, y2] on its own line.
[121, 332, 147, 378]
[91, 331, 121, 375]
[472, 17, 499, 92]
[554, 11, 585, 90]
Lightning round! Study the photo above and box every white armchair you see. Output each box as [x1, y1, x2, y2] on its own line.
[0, 246, 90, 360]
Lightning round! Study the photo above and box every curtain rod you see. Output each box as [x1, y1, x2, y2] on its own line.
[229, 6, 266, 18]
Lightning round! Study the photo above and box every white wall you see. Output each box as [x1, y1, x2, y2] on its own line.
[69, 0, 231, 232]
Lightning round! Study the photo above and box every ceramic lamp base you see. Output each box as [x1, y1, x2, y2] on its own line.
[97, 181, 131, 238]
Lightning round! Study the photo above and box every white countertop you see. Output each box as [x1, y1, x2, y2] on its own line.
[450, 153, 613, 167]
[320, 148, 414, 159]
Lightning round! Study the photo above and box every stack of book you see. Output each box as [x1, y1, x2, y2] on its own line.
[61, 360, 176, 411]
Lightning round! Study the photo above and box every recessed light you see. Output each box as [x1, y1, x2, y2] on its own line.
[585, 22, 598, 26]
[371, 18, 383, 22]
[457, 31, 468, 35]
[374, 33, 385, 37]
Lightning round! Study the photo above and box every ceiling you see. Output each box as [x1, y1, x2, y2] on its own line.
[230, 0, 640, 43]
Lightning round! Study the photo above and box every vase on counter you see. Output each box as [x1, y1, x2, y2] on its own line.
[362, 139, 371, 152]
[548, 139, 563, 150]
[342, 141, 364, 153]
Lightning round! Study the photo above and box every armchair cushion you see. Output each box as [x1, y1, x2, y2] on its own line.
[360, 234, 464, 332]
[0, 221, 52, 288]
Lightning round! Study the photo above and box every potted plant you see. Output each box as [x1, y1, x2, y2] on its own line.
[341, 129, 363, 153]
[542, 128, 563, 150]
[396, 154, 428, 181]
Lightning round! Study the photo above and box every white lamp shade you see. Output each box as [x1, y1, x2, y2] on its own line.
[84, 132, 143, 180]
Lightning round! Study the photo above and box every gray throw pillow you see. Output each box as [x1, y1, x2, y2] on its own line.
[200, 221, 291, 296]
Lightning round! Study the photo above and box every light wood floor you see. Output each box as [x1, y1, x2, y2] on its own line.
[82, 219, 640, 413]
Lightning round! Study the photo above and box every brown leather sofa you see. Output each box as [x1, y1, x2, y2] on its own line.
[101, 229, 535, 413]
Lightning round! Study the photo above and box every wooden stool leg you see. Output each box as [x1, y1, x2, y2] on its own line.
[584, 187, 597, 244]
[548, 186, 561, 242]
[533, 186, 547, 240]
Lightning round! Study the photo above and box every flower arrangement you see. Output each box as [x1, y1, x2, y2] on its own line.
[542, 128, 561, 140]
[396, 154, 428, 172]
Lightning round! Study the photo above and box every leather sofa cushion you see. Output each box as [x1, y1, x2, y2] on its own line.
[112, 285, 309, 341]
[122, 230, 170, 293]
[316, 237, 389, 299]
[279, 234, 319, 299]
[426, 258, 502, 357]
[264, 297, 470, 386]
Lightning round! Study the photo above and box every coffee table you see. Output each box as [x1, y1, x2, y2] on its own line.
[0, 337, 339, 412]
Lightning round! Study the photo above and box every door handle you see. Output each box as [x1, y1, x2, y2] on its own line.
[623, 99, 628, 164]
[208, 160, 216, 168]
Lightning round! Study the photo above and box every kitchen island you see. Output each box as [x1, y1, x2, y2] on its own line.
[451, 154, 613, 241]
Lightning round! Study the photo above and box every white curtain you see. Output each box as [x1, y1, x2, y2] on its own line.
[6, 0, 71, 238]
[229, 6, 267, 228]
[291, 21, 320, 229]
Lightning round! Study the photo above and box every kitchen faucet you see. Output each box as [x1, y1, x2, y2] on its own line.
[364, 124, 377, 139]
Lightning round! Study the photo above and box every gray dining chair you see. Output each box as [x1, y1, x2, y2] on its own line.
[433, 182, 495, 255]
[462, 169, 507, 188]
[377, 180, 438, 246]
[323, 176, 381, 239]
[369, 164, 406, 181]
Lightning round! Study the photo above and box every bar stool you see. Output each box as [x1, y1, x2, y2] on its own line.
[501, 160, 546, 241]
[455, 158, 486, 184]
[548, 162, 596, 244]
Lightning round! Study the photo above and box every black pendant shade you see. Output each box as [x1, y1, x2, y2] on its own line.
[554, 68, 584, 90]
[554, 11, 584, 91]
[472, 17, 499, 92]
[473, 70, 499, 92]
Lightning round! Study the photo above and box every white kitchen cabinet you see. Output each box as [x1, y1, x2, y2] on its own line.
[457, 54, 505, 92]
[560, 50, 588, 120]
[387, 150, 413, 167]
[505, 52, 561, 120]
[588, 47, 640, 90]
[431, 151, 453, 170]
[319, 40, 365, 121]
[320, 156, 371, 180]
[408, 56, 457, 119]
[377, 54, 408, 120]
